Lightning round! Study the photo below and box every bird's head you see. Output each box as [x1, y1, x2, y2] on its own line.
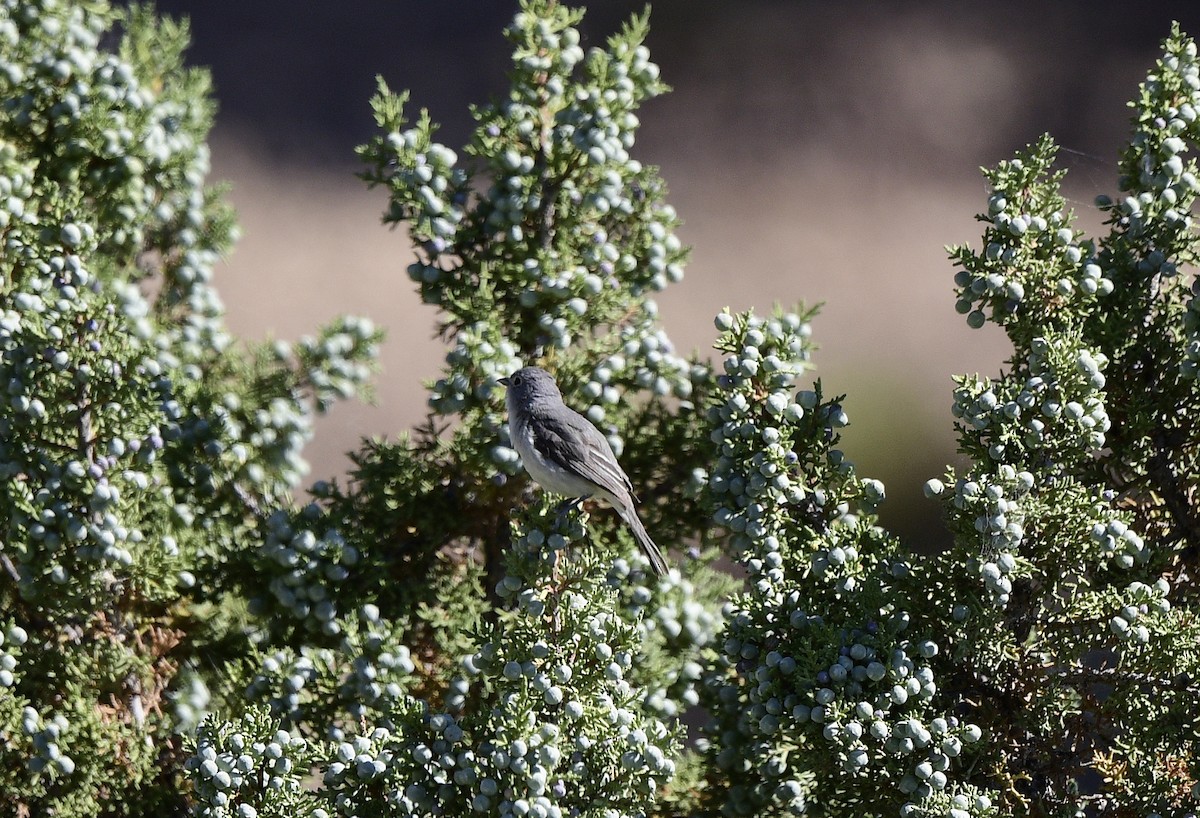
[499, 366, 563, 404]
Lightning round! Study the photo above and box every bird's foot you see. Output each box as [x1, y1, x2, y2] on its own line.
[554, 496, 587, 527]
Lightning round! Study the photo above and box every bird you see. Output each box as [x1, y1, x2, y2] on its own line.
[500, 366, 669, 576]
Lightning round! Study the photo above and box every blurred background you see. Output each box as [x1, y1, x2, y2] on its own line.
[132, 0, 1200, 548]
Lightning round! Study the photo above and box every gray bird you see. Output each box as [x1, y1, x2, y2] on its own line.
[500, 366, 669, 576]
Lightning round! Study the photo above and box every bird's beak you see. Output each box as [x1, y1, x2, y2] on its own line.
[499, 376, 511, 387]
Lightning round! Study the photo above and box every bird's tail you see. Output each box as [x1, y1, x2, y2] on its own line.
[618, 504, 669, 577]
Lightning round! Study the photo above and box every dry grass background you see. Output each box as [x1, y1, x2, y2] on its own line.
[149, 0, 1200, 547]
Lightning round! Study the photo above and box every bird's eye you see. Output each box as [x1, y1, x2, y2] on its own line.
[511, 373, 523, 386]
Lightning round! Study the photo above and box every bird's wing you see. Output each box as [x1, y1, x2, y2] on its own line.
[528, 408, 634, 500]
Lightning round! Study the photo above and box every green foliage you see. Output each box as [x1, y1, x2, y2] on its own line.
[698, 22, 1200, 818]
[930, 26, 1200, 814]
[188, 705, 322, 817]
[2, 1, 1198, 817]
[699, 307, 993, 817]
[0, 0, 378, 814]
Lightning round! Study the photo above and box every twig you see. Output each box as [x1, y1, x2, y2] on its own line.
[1048, 664, 1200, 696]
[1, 552, 22, 584]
